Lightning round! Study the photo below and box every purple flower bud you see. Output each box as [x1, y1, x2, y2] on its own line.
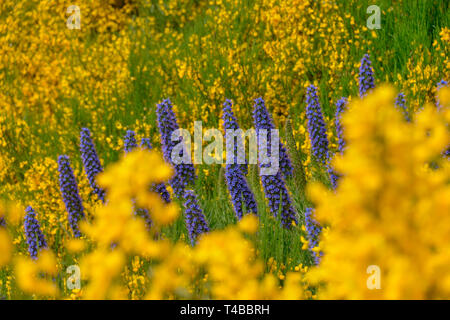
[335, 97, 348, 154]
[156, 98, 196, 197]
[252, 98, 297, 229]
[306, 85, 330, 165]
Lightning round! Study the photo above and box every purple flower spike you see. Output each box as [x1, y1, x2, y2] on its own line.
[252, 97, 293, 178]
[24, 206, 47, 259]
[58, 155, 85, 238]
[183, 189, 209, 246]
[156, 98, 196, 197]
[359, 53, 375, 98]
[80, 128, 106, 202]
[305, 85, 330, 165]
[252, 98, 297, 229]
[222, 99, 258, 219]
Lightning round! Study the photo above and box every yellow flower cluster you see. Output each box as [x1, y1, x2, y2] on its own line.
[69, 149, 306, 299]
[308, 86, 450, 299]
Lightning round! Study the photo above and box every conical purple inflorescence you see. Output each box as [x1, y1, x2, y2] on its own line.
[253, 97, 297, 229]
[222, 99, 258, 219]
[24, 206, 47, 259]
[57, 155, 85, 238]
[328, 97, 349, 190]
[359, 53, 375, 98]
[304, 207, 322, 265]
[156, 98, 196, 197]
[251, 97, 293, 178]
[183, 189, 209, 246]
[305, 85, 330, 165]
[80, 128, 106, 202]
[335, 97, 348, 154]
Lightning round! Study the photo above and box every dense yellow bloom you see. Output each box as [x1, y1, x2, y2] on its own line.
[147, 217, 306, 300]
[308, 86, 450, 299]
[15, 250, 59, 297]
[0, 201, 23, 226]
[237, 214, 259, 234]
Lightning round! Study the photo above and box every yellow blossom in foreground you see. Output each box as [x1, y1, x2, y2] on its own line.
[0, 229, 12, 266]
[80, 249, 126, 300]
[0, 201, 24, 226]
[66, 239, 86, 254]
[238, 214, 259, 234]
[307, 86, 450, 299]
[438, 86, 450, 108]
[97, 149, 173, 200]
[15, 250, 59, 297]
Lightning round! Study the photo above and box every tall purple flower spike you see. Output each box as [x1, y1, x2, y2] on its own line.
[222, 99, 258, 219]
[183, 189, 209, 245]
[58, 155, 85, 238]
[24, 206, 47, 259]
[80, 128, 106, 202]
[304, 207, 322, 265]
[359, 53, 375, 98]
[253, 97, 297, 229]
[156, 98, 196, 197]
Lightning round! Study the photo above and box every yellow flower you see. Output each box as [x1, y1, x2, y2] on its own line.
[237, 214, 259, 234]
[15, 250, 59, 297]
